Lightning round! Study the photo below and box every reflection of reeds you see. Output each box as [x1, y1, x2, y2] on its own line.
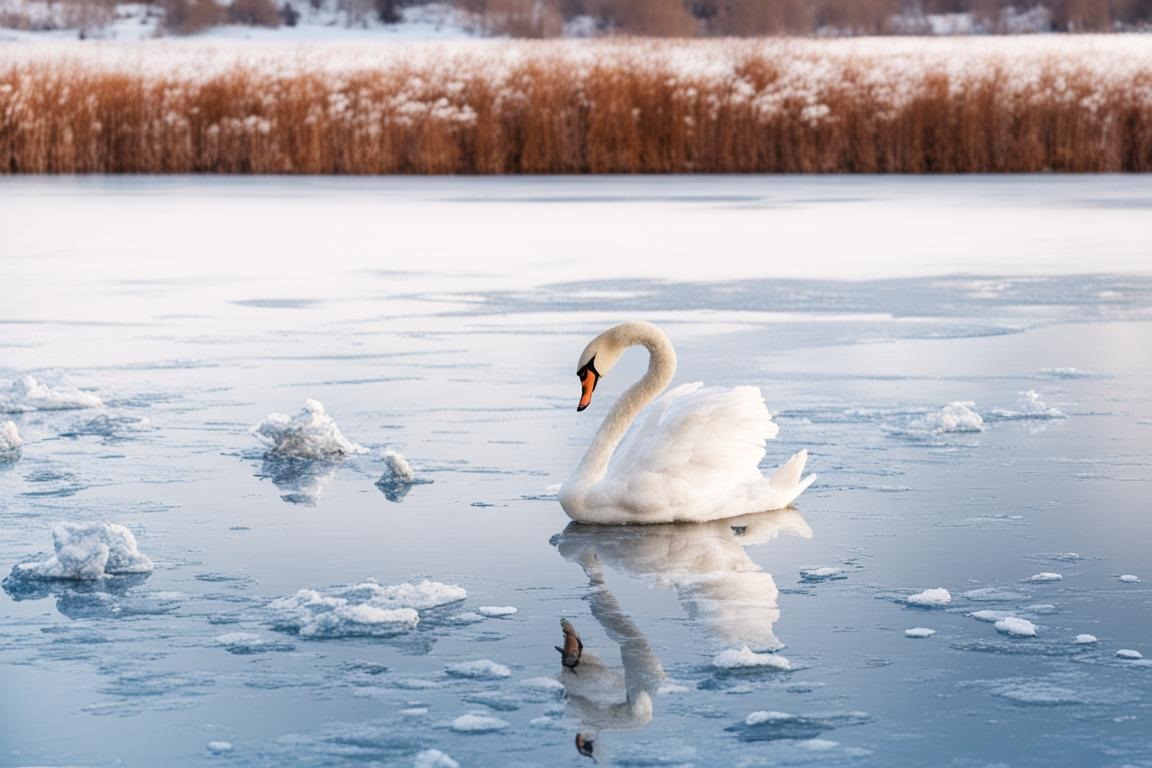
[2, 37, 1149, 173]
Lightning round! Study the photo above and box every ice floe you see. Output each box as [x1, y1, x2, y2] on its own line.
[251, 399, 365, 459]
[0, 420, 21, 461]
[919, 401, 984, 433]
[712, 646, 792, 671]
[800, 566, 845, 582]
[961, 587, 1028, 602]
[970, 610, 1014, 623]
[906, 588, 952, 607]
[1116, 649, 1143, 660]
[728, 710, 872, 742]
[206, 741, 234, 754]
[1026, 572, 1063, 583]
[414, 749, 459, 768]
[995, 617, 1037, 637]
[1119, 574, 1140, 583]
[269, 579, 465, 639]
[990, 390, 1066, 420]
[1074, 634, 1098, 645]
[444, 659, 511, 679]
[905, 627, 936, 638]
[987, 680, 1082, 705]
[449, 713, 509, 733]
[0, 375, 103, 412]
[6, 522, 153, 581]
[477, 605, 518, 617]
[376, 449, 428, 502]
[215, 632, 294, 654]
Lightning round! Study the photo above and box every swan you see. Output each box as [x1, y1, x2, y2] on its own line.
[559, 321, 815, 525]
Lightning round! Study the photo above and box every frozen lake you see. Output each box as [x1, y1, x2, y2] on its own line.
[1, 176, 1151, 767]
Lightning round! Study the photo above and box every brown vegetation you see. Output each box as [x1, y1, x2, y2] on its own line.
[1, 39, 1149, 174]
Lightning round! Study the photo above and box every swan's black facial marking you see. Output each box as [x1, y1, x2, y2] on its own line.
[577, 356, 600, 412]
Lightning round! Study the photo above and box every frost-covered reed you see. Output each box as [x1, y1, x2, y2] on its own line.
[1, 36, 1149, 173]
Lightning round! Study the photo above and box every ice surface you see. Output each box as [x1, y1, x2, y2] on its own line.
[990, 390, 1067, 421]
[970, 610, 1014, 623]
[919, 402, 984, 433]
[476, 605, 517, 617]
[251, 399, 365, 459]
[1027, 572, 1063, 583]
[906, 588, 952, 607]
[961, 587, 1029, 602]
[0, 420, 21, 461]
[1074, 634, 1098, 645]
[905, 627, 936, 638]
[712, 646, 792, 671]
[269, 579, 465, 638]
[728, 710, 872, 742]
[800, 567, 845, 582]
[1116, 649, 1143, 660]
[206, 741, 234, 754]
[0, 375, 103, 412]
[995, 618, 1038, 637]
[987, 680, 1082, 705]
[449, 713, 509, 733]
[376, 449, 427, 502]
[414, 749, 460, 768]
[215, 632, 294, 654]
[444, 660, 511, 679]
[1119, 575, 1140, 583]
[7, 522, 153, 580]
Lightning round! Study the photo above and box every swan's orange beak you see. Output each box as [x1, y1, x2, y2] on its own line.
[577, 370, 598, 412]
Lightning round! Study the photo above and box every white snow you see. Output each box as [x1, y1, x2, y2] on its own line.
[268, 578, 464, 638]
[414, 748, 460, 768]
[800, 566, 844, 581]
[969, 610, 1014, 623]
[995, 617, 1037, 637]
[477, 605, 517, 617]
[1116, 649, 1144, 660]
[519, 676, 565, 692]
[10, 522, 153, 580]
[922, 401, 984, 433]
[206, 741, 234, 754]
[444, 659, 511, 679]
[712, 646, 792, 671]
[1027, 572, 1063, 583]
[1074, 634, 1098, 645]
[1119, 575, 1140, 583]
[400, 707, 429, 716]
[251, 399, 365, 459]
[0, 420, 21, 461]
[379, 449, 417, 485]
[450, 713, 509, 733]
[991, 390, 1066, 420]
[905, 627, 936, 638]
[0, 375, 103, 413]
[906, 588, 952, 607]
[745, 710, 794, 726]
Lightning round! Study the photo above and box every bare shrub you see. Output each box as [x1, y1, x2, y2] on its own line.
[589, 0, 696, 35]
[161, 0, 222, 33]
[228, 0, 280, 26]
[483, 0, 564, 36]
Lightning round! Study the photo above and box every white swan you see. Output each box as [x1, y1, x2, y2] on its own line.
[559, 321, 815, 525]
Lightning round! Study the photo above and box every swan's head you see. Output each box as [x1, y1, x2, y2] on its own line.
[574, 323, 660, 411]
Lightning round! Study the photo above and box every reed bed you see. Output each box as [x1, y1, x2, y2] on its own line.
[2, 37, 1150, 173]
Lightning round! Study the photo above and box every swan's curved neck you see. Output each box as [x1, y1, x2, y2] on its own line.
[574, 326, 676, 485]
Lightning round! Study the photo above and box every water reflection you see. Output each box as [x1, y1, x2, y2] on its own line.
[255, 456, 337, 506]
[551, 509, 811, 758]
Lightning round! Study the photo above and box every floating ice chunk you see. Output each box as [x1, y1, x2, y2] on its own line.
[477, 605, 517, 617]
[905, 627, 935, 638]
[415, 749, 459, 768]
[445, 659, 511, 679]
[251, 399, 364, 459]
[1027, 572, 1062, 583]
[800, 567, 844, 582]
[0, 375, 103, 413]
[712, 646, 792, 671]
[1119, 575, 1140, 583]
[995, 617, 1037, 637]
[799, 739, 840, 751]
[269, 579, 464, 639]
[450, 713, 509, 733]
[215, 632, 292, 654]
[962, 587, 1028, 602]
[1025, 604, 1057, 615]
[206, 741, 233, 754]
[906, 588, 951, 607]
[8, 522, 153, 581]
[449, 611, 485, 624]
[746, 710, 793, 726]
[1074, 634, 1098, 645]
[1116, 649, 1143, 660]
[400, 707, 429, 717]
[0, 421, 21, 461]
[970, 610, 1014, 623]
[990, 390, 1066, 421]
[520, 676, 565, 692]
[920, 402, 984, 433]
[988, 680, 1081, 705]
[1040, 367, 1097, 379]
[376, 449, 428, 502]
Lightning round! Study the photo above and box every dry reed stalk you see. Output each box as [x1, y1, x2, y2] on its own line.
[1, 37, 1149, 173]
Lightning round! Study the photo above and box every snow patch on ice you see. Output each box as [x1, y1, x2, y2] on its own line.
[906, 588, 951, 607]
[800, 566, 845, 582]
[1116, 649, 1143, 660]
[0, 375, 103, 413]
[269, 579, 465, 639]
[445, 659, 511, 679]
[962, 587, 1028, 602]
[477, 605, 517, 617]
[712, 646, 792, 671]
[746, 710, 793, 726]
[252, 399, 364, 459]
[450, 713, 509, 733]
[995, 617, 1037, 637]
[990, 390, 1066, 421]
[919, 401, 984, 433]
[905, 627, 935, 638]
[0, 420, 21, 461]
[970, 610, 1014, 623]
[7, 522, 153, 580]
[1074, 634, 1098, 645]
[1026, 572, 1062, 583]
[376, 449, 428, 501]
[988, 680, 1081, 705]
[1119, 574, 1140, 583]
[206, 741, 234, 754]
[414, 748, 459, 768]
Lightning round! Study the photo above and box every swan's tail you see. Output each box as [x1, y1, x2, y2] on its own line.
[768, 450, 816, 507]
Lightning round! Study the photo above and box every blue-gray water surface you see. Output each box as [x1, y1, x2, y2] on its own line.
[1, 176, 1151, 767]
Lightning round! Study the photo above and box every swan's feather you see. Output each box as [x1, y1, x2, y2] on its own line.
[582, 385, 813, 523]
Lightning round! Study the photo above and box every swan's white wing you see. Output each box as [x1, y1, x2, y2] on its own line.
[592, 385, 785, 519]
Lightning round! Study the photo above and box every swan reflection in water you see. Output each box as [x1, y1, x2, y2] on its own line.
[550, 508, 812, 760]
